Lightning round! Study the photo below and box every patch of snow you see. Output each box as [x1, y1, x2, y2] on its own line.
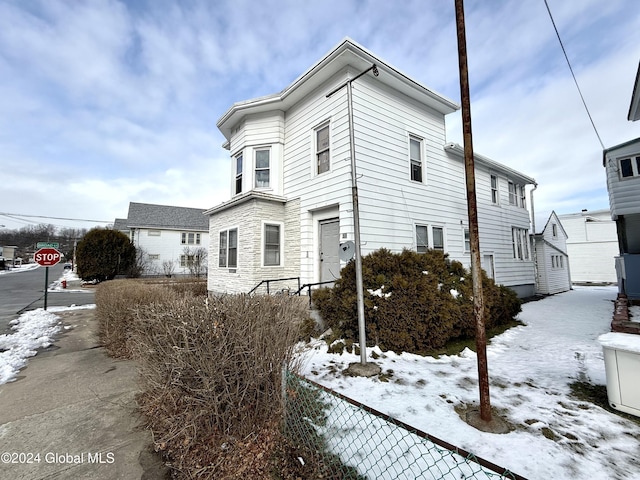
[450, 289, 459, 298]
[599, 332, 640, 353]
[368, 286, 391, 298]
[299, 286, 638, 479]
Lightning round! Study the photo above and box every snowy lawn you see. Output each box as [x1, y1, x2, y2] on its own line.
[299, 286, 640, 480]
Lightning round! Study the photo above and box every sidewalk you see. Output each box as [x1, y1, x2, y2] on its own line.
[0, 308, 168, 479]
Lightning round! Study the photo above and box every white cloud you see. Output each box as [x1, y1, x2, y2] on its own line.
[0, 0, 638, 232]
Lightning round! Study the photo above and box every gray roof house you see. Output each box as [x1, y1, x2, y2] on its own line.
[122, 202, 209, 276]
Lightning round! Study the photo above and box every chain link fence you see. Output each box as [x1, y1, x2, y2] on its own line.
[283, 370, 526, 480]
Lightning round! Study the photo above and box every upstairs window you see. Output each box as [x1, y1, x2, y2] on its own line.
[181, 232, 201, 245]
[464, 229, 471, 252]
[490, 175, 499, 204]
[619, 156, 640, 178]
[316, 124, 330, 174]
[410, 136, 423, 183]
[219, 228, 237, 268]
[508, 181, 517, 205]
[518, 185, 526, 208]
[416, 225, 428, 253]
[235, 154, 243, 194]
[264, 224, 281, 266]
[255, 148, 270, 188]
[552, 224, 558, 238]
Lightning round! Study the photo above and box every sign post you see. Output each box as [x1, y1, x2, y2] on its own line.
[34, 247, 62, 310]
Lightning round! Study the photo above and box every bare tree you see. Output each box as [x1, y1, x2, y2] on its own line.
[162, 259, 176, 278]
[182, 246, 208, 278]
[130, 246, 153, 277]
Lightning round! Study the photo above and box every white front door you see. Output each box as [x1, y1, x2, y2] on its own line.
[320, 219, 340, 282]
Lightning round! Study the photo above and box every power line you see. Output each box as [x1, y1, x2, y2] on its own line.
[0, 212, 111, 224]
[543, 0, 605, 150]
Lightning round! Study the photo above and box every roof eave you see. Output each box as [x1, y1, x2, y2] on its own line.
[216, 38, 459, 141]
[444, 143, 537, 185]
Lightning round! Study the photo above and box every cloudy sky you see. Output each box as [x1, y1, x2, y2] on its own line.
[0, 0, 638, 232]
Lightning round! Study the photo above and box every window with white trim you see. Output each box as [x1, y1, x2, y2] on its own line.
[552, 224, 557, 238]
[255, 148, 270, 188]
[316, 124, 330, 174]
[181, 232, 201, 245]
[512, 227, 530, 260]
[508, 181, 517, 205]
[490, 175, 499, 204]
[264, 223, 281, 266]
[464, 229, 471, 252]
[416, 225, 428, 253]
[219, 228, 237, 268]
[432, 227, 444, 251]
[410, 135, 423, 183]
[619, 156, 640, 178]
[149, 254, 160, 260]
[518, 185, 526, 208]
[235, 153, 243, 194]
[148, 230, 161, 236]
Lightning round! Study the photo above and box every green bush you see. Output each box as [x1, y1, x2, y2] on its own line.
[312, 248, 521, 353]
[76, 227, 136, 282]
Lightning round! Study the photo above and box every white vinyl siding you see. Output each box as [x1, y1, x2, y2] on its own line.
[605, 140, 640, 217]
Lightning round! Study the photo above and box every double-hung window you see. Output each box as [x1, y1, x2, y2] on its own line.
[219, 228, 238, 268]
[508, 181, 517, 205]
[264, 223, 281, 266]
[432, 227, 444, 250]
[255, 148, 270, 188]
[416, 225, 428, 253]
[316, 124, 330, 174]
[511, 227, 530, 260]
[518, 185, 526, 208]
[410, 136, 423, 183]
[619, 156, 640, 178]
[490, 175, 499, 204]
[235, 154, 243, 194]
[464, 229, 471, 252]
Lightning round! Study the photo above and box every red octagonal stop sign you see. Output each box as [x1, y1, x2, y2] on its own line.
[34, 247, 62, 267]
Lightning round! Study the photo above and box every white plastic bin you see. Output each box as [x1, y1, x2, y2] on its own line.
[598, 332, 640, 418]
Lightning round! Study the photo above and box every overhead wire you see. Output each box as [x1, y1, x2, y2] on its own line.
[543, 0, 605, 150]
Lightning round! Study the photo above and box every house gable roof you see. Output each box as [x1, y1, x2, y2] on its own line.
[126, 202, 208, 231]
[217, 38, 459, 141]
[539, 210, 568, 238]
[628, 60, 640, 122]
[444, 143, 537, 186]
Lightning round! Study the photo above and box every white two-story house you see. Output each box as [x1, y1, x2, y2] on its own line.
[533, 211, 571, 294]
[206, 39, 537, 297]
[123, 202, 210, 276]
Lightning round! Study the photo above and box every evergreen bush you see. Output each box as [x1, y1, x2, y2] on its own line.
[76, 227, 136, 281]
[312, 248, 521, 353]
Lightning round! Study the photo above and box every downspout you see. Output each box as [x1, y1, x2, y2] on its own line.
[529, 184, 539, 293]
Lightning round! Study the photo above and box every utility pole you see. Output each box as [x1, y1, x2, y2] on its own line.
[327, 64, 379, 366]
[455, 0, 492, 422]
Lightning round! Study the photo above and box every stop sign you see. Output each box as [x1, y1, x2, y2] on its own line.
[34, 247, 62, 267]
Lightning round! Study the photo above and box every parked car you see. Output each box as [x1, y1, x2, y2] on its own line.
[63, 263, 72, 270]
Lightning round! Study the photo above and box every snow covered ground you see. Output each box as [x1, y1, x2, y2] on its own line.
[0, 268, 94, 384]
[299, 286, 640, 479]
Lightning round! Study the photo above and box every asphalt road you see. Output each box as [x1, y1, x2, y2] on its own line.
[0, 263, 95, 333]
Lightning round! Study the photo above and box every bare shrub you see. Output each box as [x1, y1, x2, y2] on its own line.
[95, 279, 180, 358]
[130, 294, 310, 477]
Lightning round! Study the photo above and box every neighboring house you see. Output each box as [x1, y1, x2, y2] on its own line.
[113, 218, 129, 236]
[598, 60, 640, 300]
[123, 202, 209, 276]
[533, 212, 571, 294]
[603, 137, 640, 299]
[206, 38, 537, 297]
[557, 209, 618, 284]
[0, 245, 17, 268]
